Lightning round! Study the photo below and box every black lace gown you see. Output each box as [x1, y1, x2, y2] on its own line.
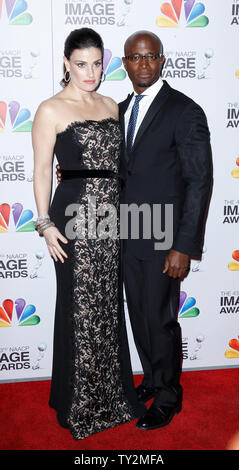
[48, 118, 145, 440]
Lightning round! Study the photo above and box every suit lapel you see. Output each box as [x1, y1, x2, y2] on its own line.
[119, 93, 133, 135]
[119, 82, 172, 169]
[119, 93, 133, 165]
[132, 81, 171, 152]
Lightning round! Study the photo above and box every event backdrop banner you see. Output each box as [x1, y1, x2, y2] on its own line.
[0, 0, 239, 382]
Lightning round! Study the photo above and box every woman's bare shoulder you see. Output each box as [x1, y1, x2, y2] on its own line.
[34, 93, 67, 129]
[102, 94, 118, 109]
[97, 93, 119, 118]
[37, 92, 64, 114]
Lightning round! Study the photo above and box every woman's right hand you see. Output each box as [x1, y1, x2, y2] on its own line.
[43, 225, 68, 263]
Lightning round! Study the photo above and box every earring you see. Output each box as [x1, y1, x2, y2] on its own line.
[64, 70, 71, 83]
[101, 72, 106, 82]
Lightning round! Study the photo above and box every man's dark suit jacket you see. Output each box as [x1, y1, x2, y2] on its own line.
[119, 80, 213, 260]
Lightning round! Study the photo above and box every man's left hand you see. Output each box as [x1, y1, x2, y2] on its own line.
[163, 249, 190, 280]
[56, 164, 61, 184]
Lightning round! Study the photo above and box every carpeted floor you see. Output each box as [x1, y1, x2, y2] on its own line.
[0, 369, 239, 450]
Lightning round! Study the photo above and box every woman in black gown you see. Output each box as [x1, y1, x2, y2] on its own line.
[32, 28, 145, 440]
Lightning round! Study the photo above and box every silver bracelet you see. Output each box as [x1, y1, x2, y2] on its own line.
[34, 214, 50, 226]
[39, 221, 55, 231]
[35, 220, 55, 236]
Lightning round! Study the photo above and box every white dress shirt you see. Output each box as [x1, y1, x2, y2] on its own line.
[124, 77, 164, 144]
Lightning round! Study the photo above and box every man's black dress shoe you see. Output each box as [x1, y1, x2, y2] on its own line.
[136, 401, 182, 430]
[135, 384, 155, 402]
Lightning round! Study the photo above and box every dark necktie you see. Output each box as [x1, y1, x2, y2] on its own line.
[126, 94, 145, 150]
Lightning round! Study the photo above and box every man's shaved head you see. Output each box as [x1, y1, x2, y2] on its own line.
[124, 30, 163, 56]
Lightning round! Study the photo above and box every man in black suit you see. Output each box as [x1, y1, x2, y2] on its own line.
[119, 30, 212, 430]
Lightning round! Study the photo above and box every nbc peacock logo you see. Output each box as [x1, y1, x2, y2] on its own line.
[228, 250, 239, 271]
[0, 298, 40, 327]
[231, 157, 239, 178]
[156, 0, 209, 28]
[103, 49, 126, 81]
[0, 203, 35, 233]
[0, 101, 32, 132]
[178, 291, 200, 318]
[225, 335, 239, 359]
[0, 0, 33, 25]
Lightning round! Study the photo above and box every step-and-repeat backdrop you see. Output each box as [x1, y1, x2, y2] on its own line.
[0, 0, 239, 382]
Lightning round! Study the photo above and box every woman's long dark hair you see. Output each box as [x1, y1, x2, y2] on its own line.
[61, 28, 104, 87]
